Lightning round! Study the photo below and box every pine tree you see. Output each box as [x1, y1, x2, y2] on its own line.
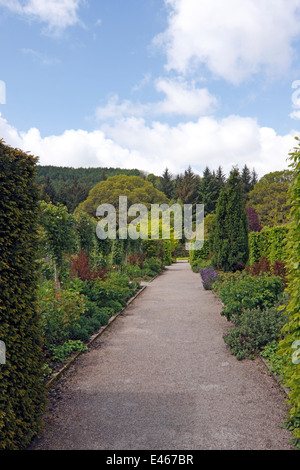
[199, 166, 225, 214]
[176, 166, 198, 204]
[211, 167, 249, 271]
[161, 167, 174, 199]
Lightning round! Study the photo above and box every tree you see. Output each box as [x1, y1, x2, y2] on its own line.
[245, 206, 262, 232]
[160, 168, 174, 199]
[247, 170, 293, 227]
[76, 174, 169, 218]
[40, 175, 56, 203]
[176, 166, 198, 204]
[198, 166, 225, 214]
[39, 201, 77, 282]
[58, 177, 89, 213]
[211, 168, 249, 271]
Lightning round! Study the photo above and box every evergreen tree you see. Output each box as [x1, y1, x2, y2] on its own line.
[176, 166, 198, 204]
[161, 167, 174, 199]
[211, 167, 249, 272]
[241, 164, 252, 194]
[250, 168, 258, 189]
[40, 175, 56, 203]
[198, 166, 225, 214]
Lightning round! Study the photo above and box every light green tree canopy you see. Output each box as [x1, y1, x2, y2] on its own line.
[76, 174, 169, 217]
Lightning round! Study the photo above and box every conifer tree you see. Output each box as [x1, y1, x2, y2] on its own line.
[211, 167, 249, 271]
[176, 166, 198, 204]
[161, 167, 174, 199]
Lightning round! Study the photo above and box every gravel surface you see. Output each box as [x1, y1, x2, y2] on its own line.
[29, 262, 294, 450]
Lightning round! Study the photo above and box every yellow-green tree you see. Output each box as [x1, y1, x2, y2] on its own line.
[76, 174, 169, 218]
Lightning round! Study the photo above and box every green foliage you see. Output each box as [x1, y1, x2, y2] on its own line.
[276, 138, 300, 446]
[73, 211, 96, 255]
[160, 167, 175, 199]
[176, 166, 199, 204]
[76, 174, 169, 218]
[37, 280, 86, 348]
[37, 165, 142, 211]
[189, 239, 210, 272]
[85, 271, 138, 311]
[261, 340, 286, 377]
[39, 200, 77, 280]
[198, 166, 226, 214]
[0, 141, 47, 449]
[248, 225, 289, 265]
[50, 340, 87, 362]
[247, 170, 293, 227]
[223, 298, 288, 360]
[143, 257, 164, 277]
[211, 168, 249, 272]
[214, 272, 284, 321]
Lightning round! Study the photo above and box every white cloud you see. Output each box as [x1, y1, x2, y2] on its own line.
[0, 113, 295, 178]
[0, 0, 83, 33]
[95, 78, 217, 121]
[290, 110, 300, 120]
[154, 78, 217, 116]
[101, 115, 296, 176]
[155, 0, 300, 84]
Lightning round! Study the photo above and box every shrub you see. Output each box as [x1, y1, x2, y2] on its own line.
[200, 267, 219, 290]
[37, 281, 86, 347]
[70, 251, 108, 282]
[214, 272, 284, 321]
[143, 257, 163, 277]
[223, 298, 289, 360]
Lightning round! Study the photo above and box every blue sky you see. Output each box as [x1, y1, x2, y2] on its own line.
[1, 0, 300, 178]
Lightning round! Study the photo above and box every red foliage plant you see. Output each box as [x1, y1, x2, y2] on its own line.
[128, 253, 146, 268]
[246, 257, 287, 285]
[70, 251, 108, 282]
[246, 206, 262, 232]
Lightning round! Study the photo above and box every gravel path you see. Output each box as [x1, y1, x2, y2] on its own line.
[30, 262, 294, 450]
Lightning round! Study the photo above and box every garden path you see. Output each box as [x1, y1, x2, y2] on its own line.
[29, 261, 293, 450]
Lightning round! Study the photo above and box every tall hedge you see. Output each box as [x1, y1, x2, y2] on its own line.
[0, 141, 47, 449]
[277, 138, 300, 446]
[248, 225, 289, 265]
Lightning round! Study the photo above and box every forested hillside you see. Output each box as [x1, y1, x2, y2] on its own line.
[37, 163, 259, 215]
[37, 165, 143, 212]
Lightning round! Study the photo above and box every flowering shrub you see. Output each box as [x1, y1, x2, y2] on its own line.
[200, 267, 219, 290]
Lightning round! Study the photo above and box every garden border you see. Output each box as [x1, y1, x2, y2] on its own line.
[46, 270, 163, 388]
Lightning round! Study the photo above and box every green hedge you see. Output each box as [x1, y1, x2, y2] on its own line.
[189, 239, 210, 271]
[248, 225, 290, 265]
[0, 142, 47, 449]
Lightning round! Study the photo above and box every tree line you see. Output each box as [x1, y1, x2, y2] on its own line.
[37, 163, 258, 216]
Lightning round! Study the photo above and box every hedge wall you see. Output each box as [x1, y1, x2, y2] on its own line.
[248, 225, 290, 266]
[0, 141, 47, 449]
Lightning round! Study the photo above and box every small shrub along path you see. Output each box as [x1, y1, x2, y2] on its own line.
[29, 262, 293, 450]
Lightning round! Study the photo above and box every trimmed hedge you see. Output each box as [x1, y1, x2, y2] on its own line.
[0, 141, 47, 449]
[248, 225, 289, 265]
